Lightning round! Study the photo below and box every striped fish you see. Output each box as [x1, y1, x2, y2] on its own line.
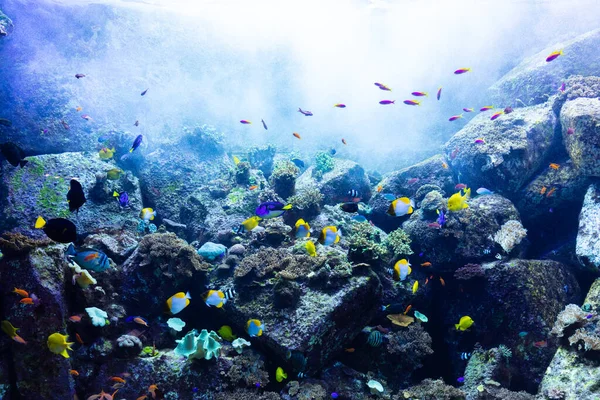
[367, 330, 383, 347]
[460, 352, 472, 360]
[222, 288, 236, 301]
[347, 189, 360, 198]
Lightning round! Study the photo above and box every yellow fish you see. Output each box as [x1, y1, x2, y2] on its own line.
[305, 240, 316, 257]
[412, 280, 419, 294]
[455, 316, 474, 331]
[318, 226, 341, 246]
[106, 168, 123, 180]
[98, 147, 115, 160]
[447, 188, 471, 212]
[276, 367, 287, 382]
[1, 320, 27, 344]
[217, 325, 236, 341]
[387, 197, 414, 217]
[166, 292, 191, 315]
[295, 219, 310, 238]
[240, 216, 261, 233]
[140, 208, 156, 222]
[393, 259, 412, 281]
[47, 333, 74, 358]
[75, 106, 82, 112]
[233, 156, 240, 165]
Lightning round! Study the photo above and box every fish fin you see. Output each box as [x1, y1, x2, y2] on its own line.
[19, 160, 28, 168]
[455, 323, 460, 330]
[113, 191, 119, 197]
[464, 188, 471, 199]
[282, 204, 292, 210]
[66, 243, 76, 256]
[400, 197, 411, 204]
[408, 206, 413, 214]
[60, 349, 70, 358]
[216, 302, 223, 308]
[185, 292, 191, 299]
[129, 148, 133, 153]
[35, 216, 46, 229]
[463, 203, 469, 209]
[408, 266, 412, 274]
[387, 202, 396, 216]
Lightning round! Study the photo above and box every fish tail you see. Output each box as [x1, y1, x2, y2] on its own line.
[19, 160, 28, 168]
[35, 216, 46, 229]
[129, 148, 133, 153]
[113, 191, 119, 197]
[282, 204, 293, 210]
[66, 243, 76, 256]
[464, 188, 471, 199]
[185, 292, 191, 300]
[455, 324, 460, 330]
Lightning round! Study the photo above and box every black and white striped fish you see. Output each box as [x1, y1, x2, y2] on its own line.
[222, 288, 236, 301]
[367, 330, 383, 347]
[460, 352, 472, 360]
[347, 189, 360, 198]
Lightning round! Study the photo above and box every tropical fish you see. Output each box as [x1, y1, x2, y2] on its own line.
[457, 377, 465, 383]
[110, 376, 126, 383]
[407, 178, 419, 185]
[291, 158, 305, 168]
[240, 120, 251, 124]
[428, 222, 441, 229]
[380, 100, 395, 105]
[344, 348, 355, 353]
[305, 240, 317, 257]
[504, 106, 513, 114]
[140, 208, 156, 222]
[567, 127, 575, 135]
[403, 100, 420, 106]
[293, 132, 301, 139]
[81, 114, 92, 121]
[35, 217, 77, 243]
[276, 367, 287, 382]
[533, 340, 548, 348]
[436, 208, 446, 227]
[0, 142, 28, 168]
[61, 120, 70, 130]
[217, 325, 236, 341]
[376, 185, 383, 192]
[68, 315, 83, 323]
[412, 281, 419, 294]
[476, 188, 493, 195]
[441, 161, 449, 169]
[319, 226, 342, 246]
[70, 369, 79, 376]
[455, 183, 467, 190]
[411, 91, 427, 97]
[449, 114, 463, 121]
[540, 186, 547, 195]
[454, 68, 471, 74]
[414, 311, 428, 322]
[549, 163, 560, 170]
[295, 219, 311, 238]
[67, 179, 86, 213]
[479, 106, 494, 112]
[204, 290, 227, 308]
[348, 189, 360, 198]
[340, 202, 359, 213]
[546, 187, 556, 197]
[460, 352, 472, 360]
[298, 108, 313, 116]
[134, 317, 148, 327]
[166, 292, 191, 315]
[559, 82, 566, 92]
[374, 82, 391, 91]
[490, 111, 504, 120]
[352, 215, 367, 222]
[392, 259, 412, 281]
[106, 168, 124, 180]
[66, 244, 110, 272]
[129, 134, 143, 153]
[134, 120, 139, 127]
[75, 74, 86, 79]
[455, 316, 474, 331]
[421, 262, 432, 267]
[47, 333, 74, 358]
[255, 201, 292, 219]
[261, 119, 268, 130]
[13, 288, 28, 297]
[246, 319, 263, 337]
[474, 138, 485, 144]
[113, 191, 130, 208]
[141, 88, 149, 96]
[450, 148, 459, 159]
[75, 106, 82, 112]
[1, 320, 27, 344]
[330, 148, 337, 156]
[437, 87, 442, 100]
[342, 138, 347, 145]
[99, 147, 116, 160]
[448, 188, 471, 212]
[403, 304, 412, 315]
[75, 333, 84, 344]
[440, 277, 446, 286]
[387, 197, 415, 217]
[463, 108, 474, 112]
[238, 216, 262, 233]
[20, 298, 34, 305]
[334, 103, 346, 108]
[546, 50, 563, 62]
[367, 330, 382, 347]
[382, 193, 396, 201]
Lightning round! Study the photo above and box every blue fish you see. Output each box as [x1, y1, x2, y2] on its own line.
[129, 134, 143, 153]
[382, 193, 396, 201]
[436, 209, 446, 227]
[352, 215, 367, 223]
[255, 201, 292, 219]
[330, 148, 336, 156]
[476, 187, 494, 195]
[66, 244, 111, 272]
[113, 191, 130, 207]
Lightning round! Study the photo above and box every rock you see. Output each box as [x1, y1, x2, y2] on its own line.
[561, 97, 600, 176]
[441, 259, 579, 393]
[400, 378, 466, 400]
[269, 160, 300, 199]
[115, 334, 143, 358]
[403, 194, 522, 266]
[83, 229, 139, 264]
[576, 184, 600, 272]
[489, 29, 600, 107]
[228, 244, 246, 256]
[443, 103, 557, 194]
[0, 152, 142, 238]
[197, 241, 227, 261]
[296, 158, 371, 206]
[0, 9, 13, 37]
[539, 278, 600, 400]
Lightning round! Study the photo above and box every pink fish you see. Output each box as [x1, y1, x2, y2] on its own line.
[567, 127, 575, 135]
[407, 178, 419, 185]
[480, 106, 494, 112]
[454, 68, 471, 74]
[455, 183, 467, 190]
[428, 222, 441, 229]
[462, 108, 474, 113]
[437, 87, 442, 100]
[403, 100, 419, 106]
[450, 147, 459, 160]
[558, 82, 566, 92]
[380, 100, 395, 105]
[449, 114, 463, 121]
[490, 111, 504, 121]
[411, 91, 427, 97]
[474, 138, 485, 144]
[240, 120, 251, 124]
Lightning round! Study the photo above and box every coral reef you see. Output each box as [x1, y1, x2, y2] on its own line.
[493, 220, 527, 253]
[270, 160, 300, 198]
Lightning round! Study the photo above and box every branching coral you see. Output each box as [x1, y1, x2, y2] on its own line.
[384, 228, 413, 257]
[493, 220, 527, 253]
[347, 221, 389, 261]
[313, 151, 335, 180]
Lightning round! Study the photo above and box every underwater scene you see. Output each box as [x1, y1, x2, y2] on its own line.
[2, 0, 600, 399]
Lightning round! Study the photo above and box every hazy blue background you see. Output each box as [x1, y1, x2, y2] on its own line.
[2, 0, 600, 172]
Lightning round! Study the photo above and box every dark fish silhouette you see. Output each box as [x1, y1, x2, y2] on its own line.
[298, 108, 313, 116]
[0, 142, 28, 168]
[75, 74, 86, 79]
[67, 179, 86, 213]
[141, 88, 148, 96]
[261, 119, 268, 130]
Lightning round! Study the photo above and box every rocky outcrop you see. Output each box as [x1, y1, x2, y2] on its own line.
[489, 29, 600, 107]
[575, 184, 600, 272]
[444, 103, 557, 195]
[0, 152, 142, 238]
[561, 97, 600, 176]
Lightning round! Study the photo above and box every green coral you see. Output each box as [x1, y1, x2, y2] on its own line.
[269, 160, 299, 198]
[314, 151, 335, 175]
[288, 182, 323, 210]
[347, 222, 389, 260]
[38, 179, 70, 218]
[385, 228, 414, 257]
[227, 188, 247, 204]
[27, 158, 45, 177]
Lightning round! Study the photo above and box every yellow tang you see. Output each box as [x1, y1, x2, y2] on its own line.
[455, 316, 474, 331]
[276, 366, 287, 382]
[412, 280, 419, 294]
[217, 325, 236, 341]
[106, 168, 123, 180]
[241, 216, 261, 232]
[98, 147, 115, 160]
[47, 333, 74, 358]
[448, 188, 471, 212]
[305, 240, 316, 257]
[233, 155, 241, 165]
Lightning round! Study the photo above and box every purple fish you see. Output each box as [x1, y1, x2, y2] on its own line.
[567, 127, 575, 135]
[559, 82, 566, 92]
[587, 314, 593, 319]
[298, 108, 313, 116]
[457, 376, 465, 383]
[114, 191, 129, 208]
[380, 100, 396, 105]
[255, 201, 291, 219]
[449, 114, 463, 121]
[437, 209, 446, 227]
[437, 87, 442, 100]
[129, 134, 143, 153]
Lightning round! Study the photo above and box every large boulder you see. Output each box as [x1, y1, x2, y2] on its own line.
[575, 184, 600, 272]
[489, 29, 600, 107]
[443, 103, 557, 195]
[561, 97, 600, 176]
[0, 152, 142, 238]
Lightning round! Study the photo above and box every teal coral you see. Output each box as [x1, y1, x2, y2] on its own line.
[197, 242, 227, 261]
[175, 329, 222, 360]
[314, 151, 335, 175]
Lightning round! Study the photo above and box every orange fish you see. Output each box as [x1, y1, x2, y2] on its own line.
[248, 185, 258, 190]
[83, 253, 99, 262]
[76, 333, 84, 344]
[344, 348, 355, 353]
[13, 335, 27, 345]
[13, 288, 29, 297]
[546, 187, 556, 197]
[540, 186, 547, 195]
[69, 315, 82, 323]
[149, 384, 158, 398]
[20, 298, 34, 305]
[75, 106, 82, 112]
[376, 185, 383, 193]
[441, 162, 449, 169]
[134, 317, 149, 327]
[420, 262, 432, 267]
[439, 277, 446, 286]
[403, 304, 412, 315]
[533, 340, 548, 348]
[293, 133, 301, 139]
[136, 396, 148, 400]
[342, 138, 347, 145]
[109, 376, 126, 383]
[549, 163, 560, 170]
[70, 369, 79, 376]
[425, 277, 429, 285]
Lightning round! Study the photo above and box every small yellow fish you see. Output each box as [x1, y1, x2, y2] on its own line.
[447, 188, 471, 212]
[233, 155, 240, 165]
[217, 325, 236, 341]
[318, 226, 341, 246]
[240, 216, 261, 232]
[295, 219, 310, 238]
[75, 106, 82, 112]
[166, 292, 191, 315]
[441, 162, 449, 169]
[106, 168, 123, 180]
[412, 281, 419, 294]
[549, 163, 560, 170]
[455, 315, 474, 331]
[47, 333, 74, 358]
[1, 320, 27, 344]
[139, 208, 156, 222]
[276, 366, 287, 382]
[99, 147, 115, 160]
[387, 197, 414, 217]
[306, 240, 317, 257]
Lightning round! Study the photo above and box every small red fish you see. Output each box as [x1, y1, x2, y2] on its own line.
[455, 183, 467, 190]
[136, 396, 148, 400]
[439, 277, 446, 286]
[441, 162, 449, 169]
[344, 348, 355, 353]
[109, 376, 126, 383]
[546, 187, 556, 198]
[76, 333, 84, 345]
[407, 178, 419, 185]
[421, 262, 432, 267]
[20, 298, 34, 305]
[240, 120, 251, 124]
[69, 315, 83, 323]
[540, 186, 547, 195]
[428, 222, 441, 229]
[13, 288, 29, 297]
[293, 132, 301, 139]
[380, 100, 395, 105]
[425, 277, 429, 285]
[248, 185, 258, 190]
[75, 106, 82, 112]
[533, 340, 548, 348]
[546, 50, 563, 62]
[342, 138, 347, 145]
[70, 369, 79, 376]
[449, 114, 463, 121]
[134, 317, 149, 327]
[549, 163, 560, 170]
[376, 185, 383, 192]
[454, 68, 471, 74]
[403, 100, 419, 106]
[403, 305, 412, 315]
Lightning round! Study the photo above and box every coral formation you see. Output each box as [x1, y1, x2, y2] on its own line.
[493, 220, 527, 253]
